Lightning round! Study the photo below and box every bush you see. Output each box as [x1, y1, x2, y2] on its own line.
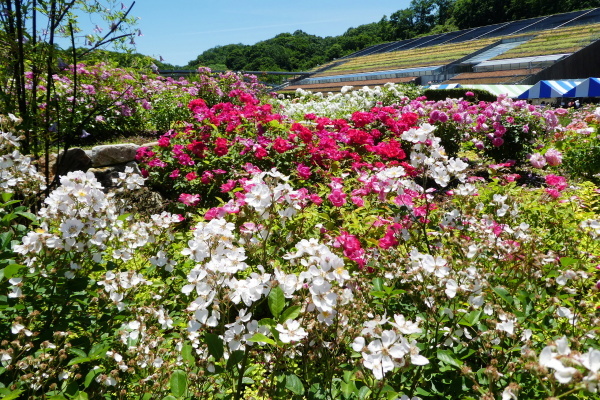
[422, 88, 497, 102]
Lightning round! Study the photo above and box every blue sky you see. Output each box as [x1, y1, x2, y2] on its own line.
[79, 1, 411, 66]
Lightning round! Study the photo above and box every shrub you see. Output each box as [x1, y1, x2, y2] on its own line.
[422, 88, 497, 102]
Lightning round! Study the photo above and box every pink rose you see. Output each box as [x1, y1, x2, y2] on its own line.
[544, 148, 562, 166]
[529, 153, 546, 169]
[178, 193, 200, 206]
[328, 189, 347, 207]
[351, 196, 364, 207]
[296, 163, 312, 180]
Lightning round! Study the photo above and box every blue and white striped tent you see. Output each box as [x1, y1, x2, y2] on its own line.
[517, 80, 584, 99]
[562, 78, 600, 97]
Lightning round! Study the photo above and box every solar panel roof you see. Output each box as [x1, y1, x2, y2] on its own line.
[342, 8, 600, 59]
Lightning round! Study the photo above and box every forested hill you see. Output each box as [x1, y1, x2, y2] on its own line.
[184, 0, 600, 71]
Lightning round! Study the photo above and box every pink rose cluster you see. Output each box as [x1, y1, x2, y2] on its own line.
[137, 96, 423, 208]
[545, 174, 568, 198]
[529, 148, 562, 169]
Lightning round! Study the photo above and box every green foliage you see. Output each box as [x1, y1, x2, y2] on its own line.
[0, 193, 36, 282]
[422, 88, 496, 102]
[560, 131, 600, 183]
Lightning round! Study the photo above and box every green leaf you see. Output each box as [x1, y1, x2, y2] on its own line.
[181, 343, 194, 365]
[162, 396, 177, 400]
[84, 368, 103, 388]
[69, 348, 87, 358]
[341, 380, 356, 398]
[248, 333, 276, 346]
[65, 382, 79, 396]
[280, 305, 301, 323]
[88, 343, 108, 358]
[459, 310, 482, 327]
[71, 391, 89, 400]
[258, 318, 276, 327]
[493, 286, 514, 306]
[2, 264, 23, 280]
[14, 211, 36, 222]
[226, 350, 245, 370]
[169, 370, 187, 398]
[268, 286, 285, 318]
[372, 277, 384, 292]
[1, 192, 13, 203]
[204, 333, 224, 360]
[117, 213, 131, 222]
[358, 386, 371, 400]
[0, 390, 23, 400]
[48, 395, 68, 400]
[285, 373, 305, 395]
[437, 349, 463, 368]
[0, 232, 13, 248]
[67, 356, 92, 366]
[559, 257, 578, 267]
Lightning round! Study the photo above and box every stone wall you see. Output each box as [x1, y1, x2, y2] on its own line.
[51, 142, 157, 189]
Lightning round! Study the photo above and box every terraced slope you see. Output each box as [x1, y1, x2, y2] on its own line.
[284, 12, 600, 92]
[311, 38, 497, 77]
[492, 23, 600, 59]
[443, 68, 544, 84]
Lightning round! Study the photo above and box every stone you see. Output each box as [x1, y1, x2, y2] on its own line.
[88, 161, 143, 191]
[54, 147, 92, 177]
[87, 166, 120, 190]
[91, 143, 139, 167]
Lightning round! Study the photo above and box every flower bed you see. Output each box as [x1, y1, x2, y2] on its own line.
[1, 75, 599, 400]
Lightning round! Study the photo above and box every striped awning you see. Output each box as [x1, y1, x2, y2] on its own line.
[517, 80, 584, 99]
[426, 83, 462, 89]
[562, 78, 600, 97]
[462, 84, 532, 98]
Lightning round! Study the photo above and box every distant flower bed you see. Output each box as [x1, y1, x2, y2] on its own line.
[18, 63, 272, 145]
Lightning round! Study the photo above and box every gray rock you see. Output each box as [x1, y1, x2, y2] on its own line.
[88, 166, 120, 190]
[88, 161, 143, 190]
[54, 148, 92, 176]
[91, 143, 139, 167]
[125, 161, 141, 175]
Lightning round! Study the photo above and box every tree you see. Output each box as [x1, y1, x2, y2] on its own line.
[410, 0, 436, 34]
[0, 0, 137, 192]
[433, 0, 455, 26]
[390, 8, 417, 39]
[452, 0, 507, 29]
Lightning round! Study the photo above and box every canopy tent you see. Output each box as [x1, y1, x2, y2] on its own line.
[562, 77, 600, 97]
[426, 83, 462, 89]
[461, 84, 532, 98]
[517, 80, 584, 99]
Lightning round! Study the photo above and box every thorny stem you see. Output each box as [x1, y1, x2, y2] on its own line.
[233, 348, 249, 400]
